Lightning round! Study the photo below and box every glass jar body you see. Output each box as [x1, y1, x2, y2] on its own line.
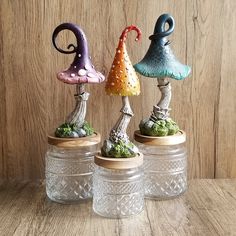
[135, 141, 187, 199]
[45, 144, 98, 203]
[93, 165, 144, 218]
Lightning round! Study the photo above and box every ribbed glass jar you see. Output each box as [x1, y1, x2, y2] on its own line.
[134, 131, 187, 199]
[93, 155, 144, 218]
[45, 143, 99, 204]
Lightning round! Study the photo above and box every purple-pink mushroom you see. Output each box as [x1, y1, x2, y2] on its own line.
[52, 23, 105, 137]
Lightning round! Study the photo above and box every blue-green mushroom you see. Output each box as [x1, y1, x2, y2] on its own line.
[134, 13, 191, 136]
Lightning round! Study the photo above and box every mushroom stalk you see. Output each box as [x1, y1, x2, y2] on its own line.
[110, 96, 134, 140]
[66, 83, 90, 127]
[151, 78, 171, 120]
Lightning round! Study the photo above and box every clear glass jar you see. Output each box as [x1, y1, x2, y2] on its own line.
[134, 131, 187, 200]
[45, 143, 99, 204]
[93, 155, 144, 218]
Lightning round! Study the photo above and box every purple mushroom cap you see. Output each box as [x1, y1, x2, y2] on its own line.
[52, 23, 105, 84]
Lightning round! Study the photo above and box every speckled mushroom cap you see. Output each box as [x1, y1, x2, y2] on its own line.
[105, 25, 141, 96]
[134, 14, 191, 80]
[52, 23, 105, 84]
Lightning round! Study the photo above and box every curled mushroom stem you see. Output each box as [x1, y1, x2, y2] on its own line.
[151, 77, 171, 121]
[109, 96, 134, 141]
[66, 83, 89, 126]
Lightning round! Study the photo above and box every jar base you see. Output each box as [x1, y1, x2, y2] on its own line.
[93, 205, 144, 219]
[46, 195, 92, 204]
[145, 188, 187, 200]
[92, 191, 144, 219]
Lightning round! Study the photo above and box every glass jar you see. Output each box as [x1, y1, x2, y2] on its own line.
[134, 130, 187, 200]
[93, 154, 144, 218]
[45, 134, 100, 204]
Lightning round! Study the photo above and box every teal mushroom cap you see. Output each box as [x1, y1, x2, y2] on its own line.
[134, 14, 191, 80]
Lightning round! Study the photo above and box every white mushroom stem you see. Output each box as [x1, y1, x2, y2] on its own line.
[151, 77, 171, 120]
[66, 83, 90, 127]
[110, 96, 134, 141]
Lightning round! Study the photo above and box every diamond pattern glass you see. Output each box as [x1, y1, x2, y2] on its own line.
[93, 166, 144, 218]
[45, 144, 98, 203]
[135, 141, 187, 199]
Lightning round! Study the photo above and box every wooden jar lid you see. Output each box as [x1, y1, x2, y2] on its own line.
[94, 153, 143, 170]
[134, 130, 186, 146]
[47, 132, 101, 148]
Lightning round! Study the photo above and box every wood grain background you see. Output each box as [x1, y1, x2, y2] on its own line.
[0, 0, 235, 181]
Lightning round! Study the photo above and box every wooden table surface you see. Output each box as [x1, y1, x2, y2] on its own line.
[0, 179, 236, 236]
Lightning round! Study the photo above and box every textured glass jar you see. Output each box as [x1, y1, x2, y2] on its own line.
[93, 155, 144, 218]
[134, 130, 187, 200]
[45, 134, 100, 204]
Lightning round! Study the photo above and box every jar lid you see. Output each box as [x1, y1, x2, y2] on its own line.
[47, 132, 101, 148]
[94, 153, 143, 170]
[134, 130, 186, 146]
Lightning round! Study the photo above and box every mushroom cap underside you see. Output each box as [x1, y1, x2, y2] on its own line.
[134, 43, 191, 80]
[57, 63, 105, 84]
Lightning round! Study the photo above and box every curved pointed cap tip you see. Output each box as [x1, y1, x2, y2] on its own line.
[52, 23, 105, 84]
[105, 25, 141, 96]
[134, 14, 191, 80]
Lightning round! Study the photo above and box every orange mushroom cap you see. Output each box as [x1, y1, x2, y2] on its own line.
[105, 25, 142, 96]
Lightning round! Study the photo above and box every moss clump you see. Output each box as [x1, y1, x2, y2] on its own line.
[152, 121, 169, 136]
[55, 121, 94, 138]
[82, 121, 94, 136]
[140, 118, 179, 137]
[101, 140, 137, 158]
[55, 123, 74, 137]
[165, 119, 179, 135]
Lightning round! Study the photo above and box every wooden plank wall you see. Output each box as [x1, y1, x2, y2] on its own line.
[0, 0, 235, 181]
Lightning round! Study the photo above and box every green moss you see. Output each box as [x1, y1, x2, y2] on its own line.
[81, 121, 94, 136]
[104, 140, 136, 158]
[109, 144, 123, 158]
[152, 121, 168, 136]
[55, 123, 73, 137]
[139, 118, 180, 137]
[165, 119, 179, 135]
[55, 121, 94, 138]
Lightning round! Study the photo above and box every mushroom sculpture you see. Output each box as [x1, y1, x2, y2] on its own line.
[52, 23, 105, 138]
[101, 25, 141, 158]
[134, 14, 191, 136]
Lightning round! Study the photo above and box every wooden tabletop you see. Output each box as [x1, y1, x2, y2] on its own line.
[0, 179, 236, 236]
